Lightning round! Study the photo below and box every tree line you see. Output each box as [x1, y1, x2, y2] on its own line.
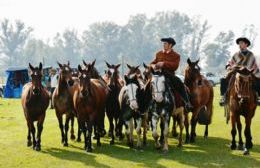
[0, 11, 257, 76]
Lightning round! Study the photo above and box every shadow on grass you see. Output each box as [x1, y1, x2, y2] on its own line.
[41, 135, 260, 168]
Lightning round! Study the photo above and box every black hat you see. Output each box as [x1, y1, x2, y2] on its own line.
[236, 37, 251, 46]
[161, 37, 176, 46]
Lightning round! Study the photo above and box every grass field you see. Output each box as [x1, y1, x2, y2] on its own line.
[0, 86, 260, 168]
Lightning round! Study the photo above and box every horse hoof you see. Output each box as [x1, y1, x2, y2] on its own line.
[87, 148, 93, 152]
[143, 141, 147, 147]
[230, 144, 237, 150]
[185, 139, 190, 144]
[110, 140, 114, 145]
[63, 143, 68, 147]
[177, 144, 183, 148]
[190, 138, 195, 143]
[97, 142, 101, 147]
[35, 146, 41, 151]
[243, 148, 250, 155]
[93, 136, 97, 140]
[100, 130, 106, 137]
[247, 142, 253, 149]
[70, 135, 76, 140]
[238, 144, 244, 151]
[204, 135, 208, 140]
[77, 138, 81, 142]
[119, 135, 124, 141]
[162, 150, 168, 155]
[172, 132, 178, 138]
[27, 141, 32, 147]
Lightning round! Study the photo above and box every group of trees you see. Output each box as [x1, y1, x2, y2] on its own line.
[0, 11, 257, 76]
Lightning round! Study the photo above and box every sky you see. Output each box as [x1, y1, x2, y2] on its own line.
[0, 0, 260, 54]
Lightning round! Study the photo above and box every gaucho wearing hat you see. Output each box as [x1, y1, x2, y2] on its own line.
[220, 37, 260, 106]
[150, 37, 193, 111]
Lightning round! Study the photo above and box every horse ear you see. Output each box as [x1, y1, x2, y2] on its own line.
[135, 65, 140, 71]
[151, 67, 155, 74]
[78, 65, 82, 72]
[115, 64, 121, 69]
[29, 63, 34, 71]
[83, 60, 87, 66]
[105, 61, 111, 68]
[67, 61, 70, 66]
[143, 62, 148, 68]
[57, 61, 63, 68]
[124, 75, 129, 83]
[127, 64, 132, 69]
[195, 58, 200, 65]
[91, 59, 96, 67]
[187, 58, 192, 65]
[39, 62, 43, 71]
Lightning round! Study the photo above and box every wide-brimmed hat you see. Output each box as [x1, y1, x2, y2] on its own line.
[236, 37, 251, 46]
[161, 37, 176, 46]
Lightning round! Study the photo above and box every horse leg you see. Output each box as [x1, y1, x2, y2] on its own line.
[190, 113, 198, 143]
[244, 117, 253, 155]
[172, 115, 178, 137]
[79, 121, 87, 151]
[142, 113, 148, 146]
[77, 119, 82, 142]
[230, 113, 237, 150]
[159, 119, 165, 146]
[136, 117, 142, 149]
[35, 114, 45, 151]
[178, 111, 184, 147]
[152, 114, 160, 149]
[56, 112, 65, 144]
[204, 125, 208, 139]
[27, 122, 32, 147]
[95, 121, 101, 147]
[86, 121, 93, 152]
[163, 114, 170, 154]
[63, 114, 70, 147]
[70, 115, 76, 140]
[184, 113, 190, 144]
[108, 115, 115, 145]
[236, 116, 244, 150]
[31, 123, 36, 150]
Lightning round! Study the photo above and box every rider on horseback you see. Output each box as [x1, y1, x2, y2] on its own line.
[150, 37, 193, 111]
[220, 37, 260, 106]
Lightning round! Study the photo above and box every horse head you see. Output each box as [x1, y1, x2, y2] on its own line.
[124, 74, 141, 110]
[105, 61, 121, 87]
[57, 61, 74, 87]
[83, 59, 99, 79]
[150, 67, 166, 103]
[78, 65, 92, 97]
[29, 62, 43, 95]
[143, 62, 152, 81]
[185, 58, 201, 86]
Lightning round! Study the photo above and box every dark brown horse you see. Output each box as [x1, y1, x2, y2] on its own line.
[228, 67, 257, 155]
[52, 61, 76, 146]
[73, 65, 108, 152]
[184, 58, 214, 143]
[82, 59, 107, 137]
[103, 61, 124, 144]
[21, 63, 49, 151]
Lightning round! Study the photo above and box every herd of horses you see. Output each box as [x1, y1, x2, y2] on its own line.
[21, 58, 257, 155]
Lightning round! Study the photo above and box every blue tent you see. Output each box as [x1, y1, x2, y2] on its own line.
[4, 67, 29, 98]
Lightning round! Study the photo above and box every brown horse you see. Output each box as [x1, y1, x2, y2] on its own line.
[21, 63, 49, 151]
[52, 61, 76, 146]
[73, 65, 108, 152]
[184, 58, 214, 143]
[82, 59, 107, 137]
[228, 67, 257, 155]
[103, 61, 124, 144]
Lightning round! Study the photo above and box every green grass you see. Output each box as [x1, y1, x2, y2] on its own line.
[0, 86, 260, 168]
